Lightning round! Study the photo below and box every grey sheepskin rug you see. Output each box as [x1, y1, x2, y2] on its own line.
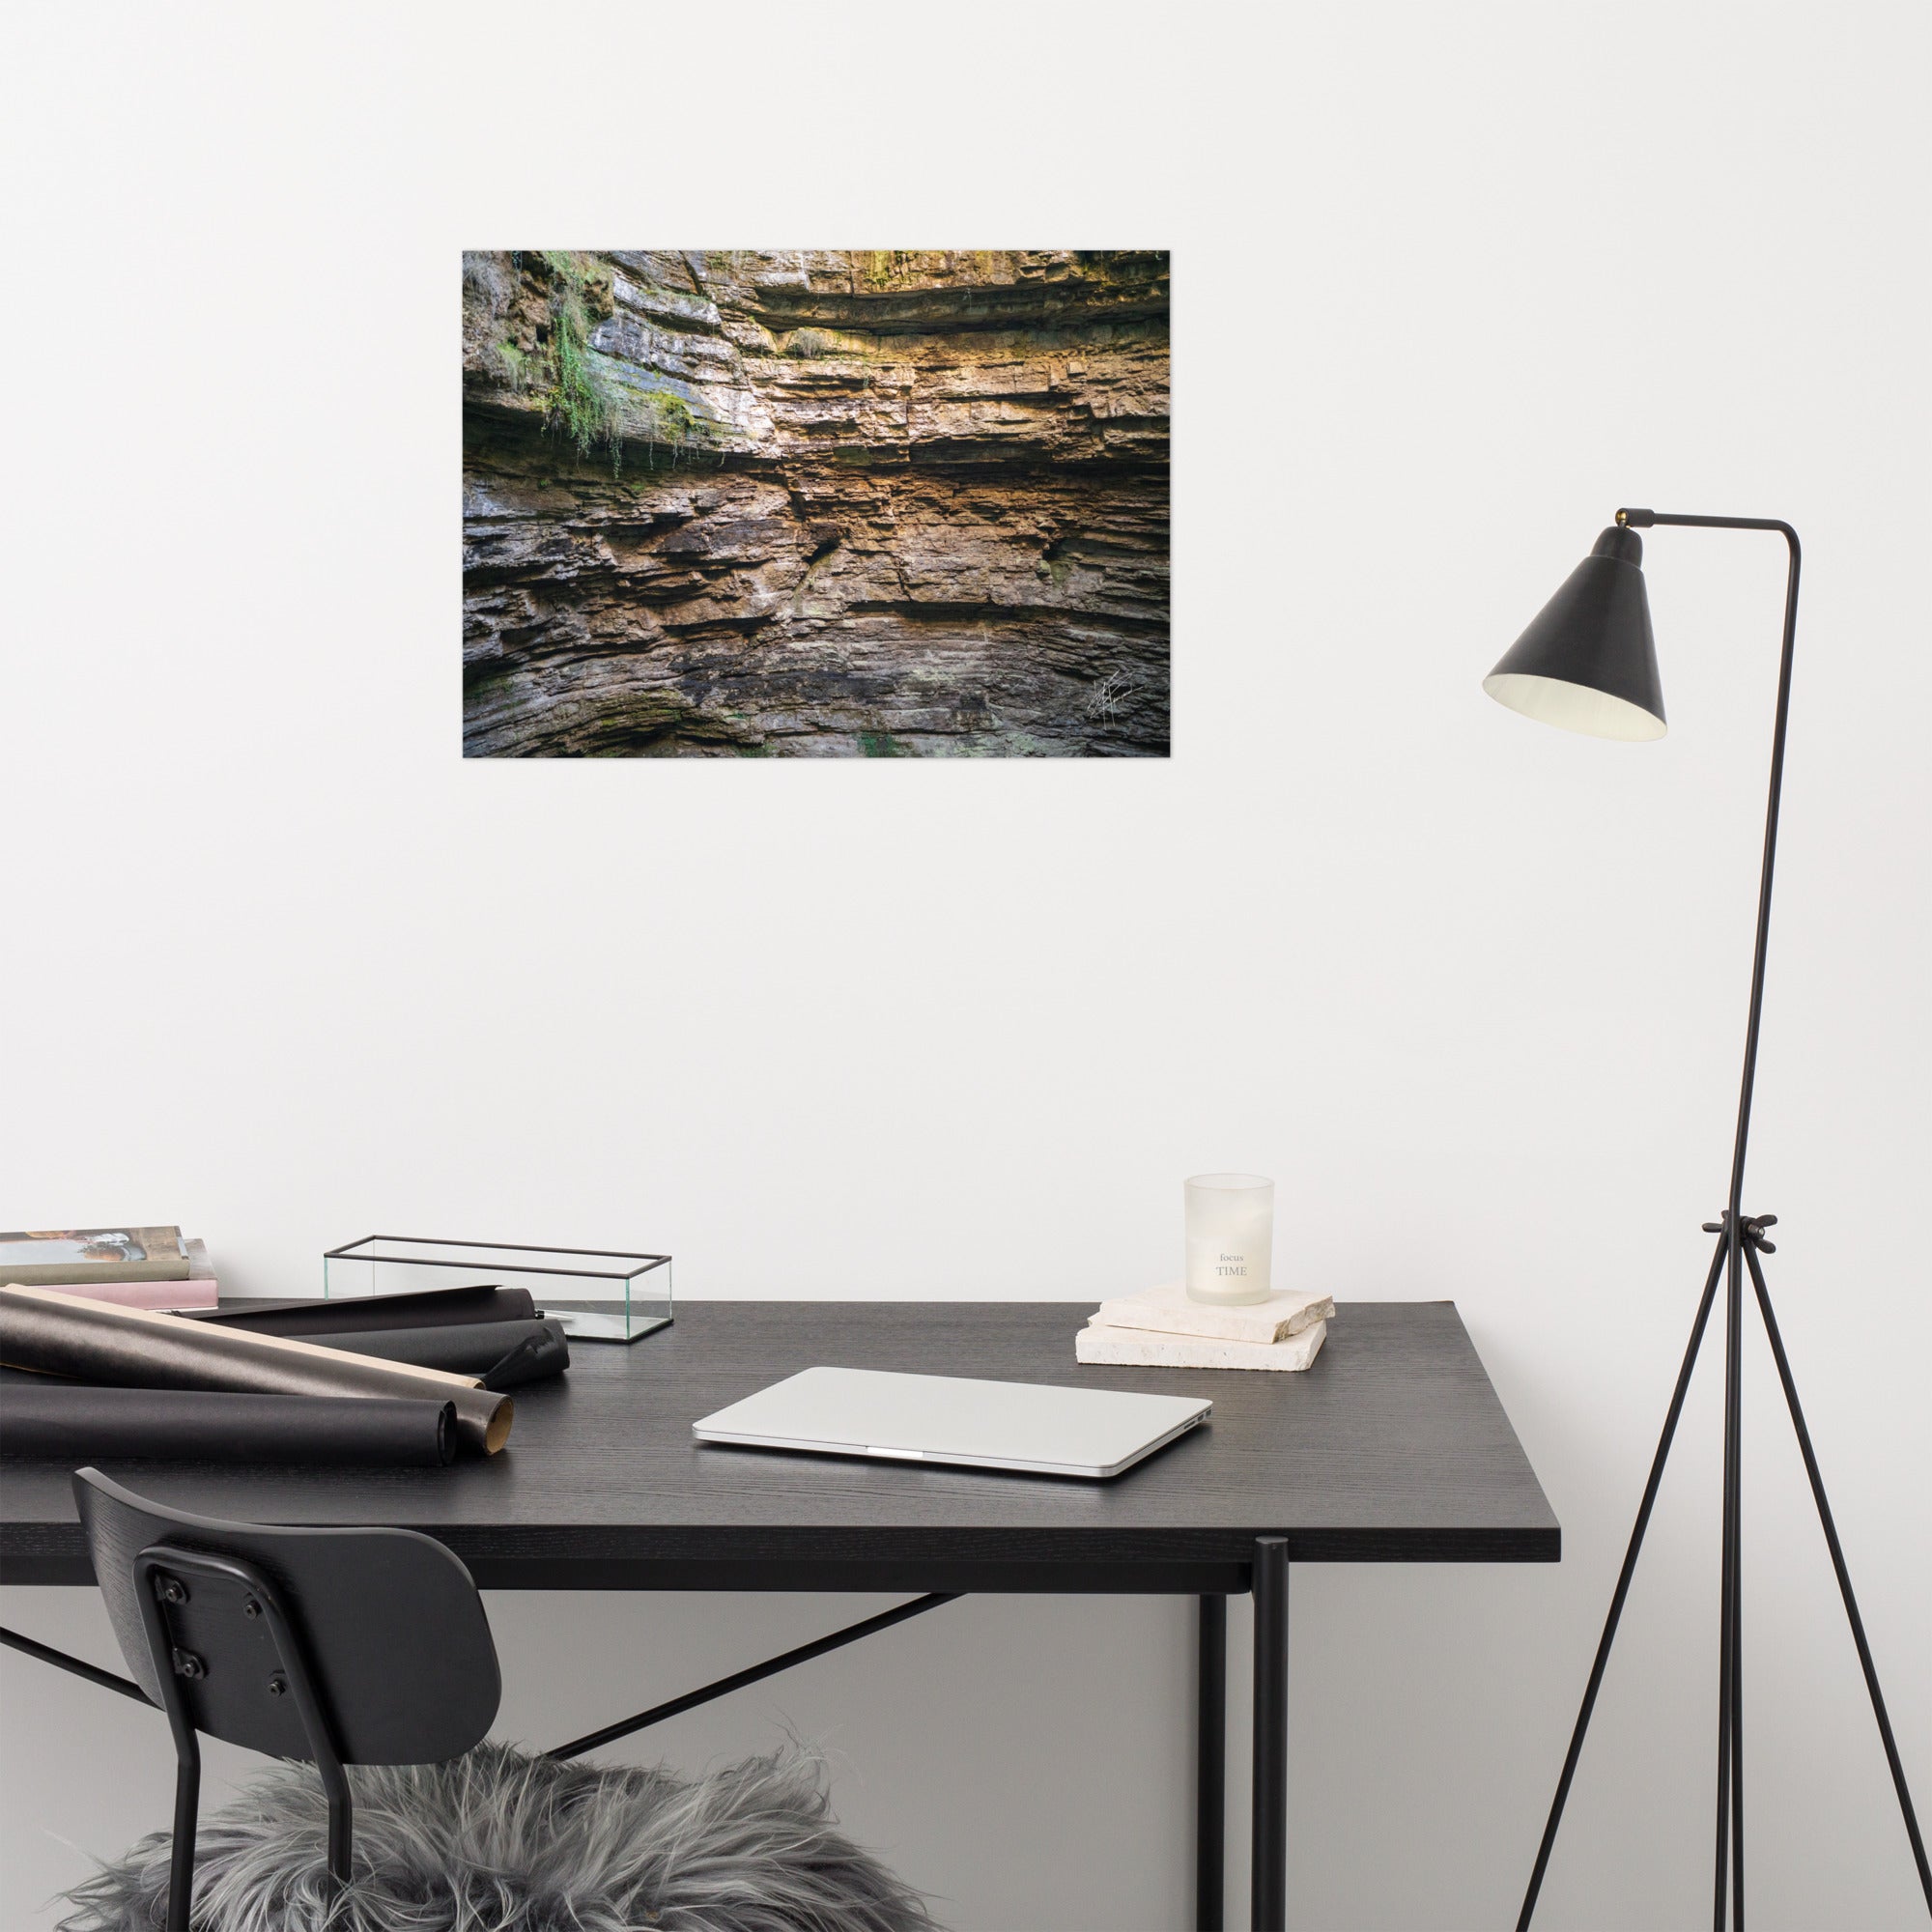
[58, 1741, 937, 1932]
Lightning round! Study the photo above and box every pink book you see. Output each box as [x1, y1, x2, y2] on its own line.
[41, 1278, 219, 1312]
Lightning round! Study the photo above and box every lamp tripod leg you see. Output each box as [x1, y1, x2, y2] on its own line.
[1713, 1225, 1747, 1930]
[1518, 1230, 1731, 1931]
[1744, 1241, 1932, 1915]
[1731, 1245, 1746, 1926]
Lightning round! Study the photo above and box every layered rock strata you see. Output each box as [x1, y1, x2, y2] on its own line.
[462, 250, 1169, 756]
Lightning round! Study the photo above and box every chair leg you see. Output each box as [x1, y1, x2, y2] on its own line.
[167, 1743, 200, 1932]
[321, 1767, 354, 1890]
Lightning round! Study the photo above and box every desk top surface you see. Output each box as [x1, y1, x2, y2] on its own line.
[0, 1301, 1558, 1591]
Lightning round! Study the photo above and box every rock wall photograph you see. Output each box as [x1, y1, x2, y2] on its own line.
[462, 250, 1169, 757]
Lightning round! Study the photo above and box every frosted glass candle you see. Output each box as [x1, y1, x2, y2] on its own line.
[1184, 1173, 1275, 1305]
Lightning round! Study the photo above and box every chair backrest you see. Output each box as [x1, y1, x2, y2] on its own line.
[74, 1468, 500, 1766]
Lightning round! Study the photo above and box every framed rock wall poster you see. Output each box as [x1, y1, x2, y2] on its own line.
[462, 250, 1170, 758]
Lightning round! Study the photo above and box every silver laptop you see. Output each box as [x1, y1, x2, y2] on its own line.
[692, 1366, 1210, 1480]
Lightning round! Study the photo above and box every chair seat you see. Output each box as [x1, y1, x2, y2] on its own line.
[59, 1741, 935, 1932]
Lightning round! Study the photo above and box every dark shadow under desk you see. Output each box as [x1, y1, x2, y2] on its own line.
[0, 1299, 1559, 1929]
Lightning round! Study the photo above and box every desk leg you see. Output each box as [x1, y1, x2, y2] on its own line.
[1252, 1538, 1290, 1932]
[1197, 1594, 1226, 1931]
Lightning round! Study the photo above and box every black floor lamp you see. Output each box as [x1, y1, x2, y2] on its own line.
[1484, 510, 1931, 1931]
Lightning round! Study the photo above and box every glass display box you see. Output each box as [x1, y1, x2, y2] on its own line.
[323, 1237, 671, 1343]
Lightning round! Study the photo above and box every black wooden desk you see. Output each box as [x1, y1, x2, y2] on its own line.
[0, 1300, 1558, 1930]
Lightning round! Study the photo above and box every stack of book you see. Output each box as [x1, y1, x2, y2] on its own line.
[0, 1227, 216, 1310]
[1075, 1279, 1333, 1371]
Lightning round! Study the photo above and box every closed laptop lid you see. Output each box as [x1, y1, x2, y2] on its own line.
[693, 1366, 1210, 1478]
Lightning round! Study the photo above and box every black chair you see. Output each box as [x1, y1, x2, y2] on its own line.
[73, 1466, 501, 1932]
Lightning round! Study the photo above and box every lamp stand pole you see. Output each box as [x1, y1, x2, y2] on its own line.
[1517, 513, 1931, 1931]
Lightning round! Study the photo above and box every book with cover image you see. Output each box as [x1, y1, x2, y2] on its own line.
[0, 1228, 189, 1285]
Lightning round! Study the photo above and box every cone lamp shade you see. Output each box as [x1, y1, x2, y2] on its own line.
[1484, 526, 1667, 740]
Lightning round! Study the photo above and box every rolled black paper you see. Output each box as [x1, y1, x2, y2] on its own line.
[0, 1286, 513, 1456]
[481, 1335, 551, 1392]
[307, 1318, 568, 1385]
[186, 1284, 538, 1335]
[0, 1385, 456, 1466]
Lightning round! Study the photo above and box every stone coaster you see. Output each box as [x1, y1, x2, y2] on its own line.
[1075, 1318, 1328, 1373]
[1089, 1279, 1334, 1346]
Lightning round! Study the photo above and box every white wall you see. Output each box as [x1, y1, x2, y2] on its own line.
[3, 4, 1927, 1925]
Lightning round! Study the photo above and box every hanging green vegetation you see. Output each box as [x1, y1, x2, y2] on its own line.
[523, 251, 622, 468]
[494, 252, 710, 476]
